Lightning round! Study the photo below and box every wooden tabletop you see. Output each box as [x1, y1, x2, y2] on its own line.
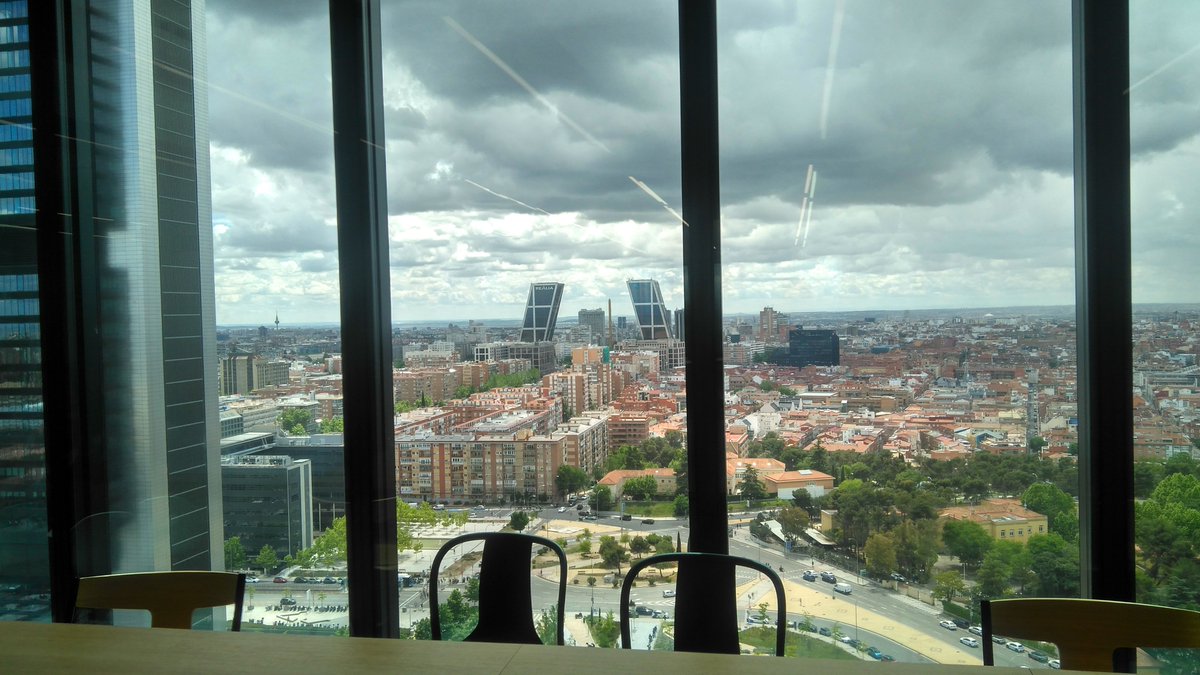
[0, 621, 1071, 674]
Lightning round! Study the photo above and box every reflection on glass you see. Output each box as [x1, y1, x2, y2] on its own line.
[381, 1, 684, 643]
[1130, 2, 1200, 671]
[0, 0, 47, 621]
[719, 0, 1079, 662]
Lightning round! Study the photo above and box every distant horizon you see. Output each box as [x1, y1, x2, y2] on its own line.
[215, 301, 1200, 330]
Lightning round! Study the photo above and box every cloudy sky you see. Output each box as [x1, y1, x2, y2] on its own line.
[204, 1, 1200, 326]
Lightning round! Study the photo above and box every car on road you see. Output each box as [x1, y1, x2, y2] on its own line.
[322, 577, 337, 584]
[818, 627, 832, 637]
[866, 647, 882, 659]
[991, 634, 1008, 644]
[802, 570, 819, 581]
[621, 514, 632, 521]
[939, 620, 958, 630]
[634, 605, 653, 616]
[1048, 659, 1061, 669]
[245, 577, 259, 584]
[1028, 650, 1049, 663]
[820, 571, 837, 583]
[1006, 641, 1026, 653]
[279, 597, 297, 606]
[880, 655, 895, 662]
[959, 637, 979, 648]
[273, 576, 287, 584]
[642, 518, 655, 524]
[890, 572, 906, 583]
[662, 589, 676, 598]
[839, 635, 853, 644]
[557, 506, 566, 513]
[968, 625, 983, 636]
[833, 582, 852, 595]
[952, 618, 970, 629]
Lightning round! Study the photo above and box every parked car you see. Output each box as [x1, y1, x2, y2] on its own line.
[1006, 641, 1026, 653]
[938, 620, 957, 630]
[273, 576, 287, 584]
[279, 597, 297, 606]
[641, 518, 655, 524]
[959, 637, 979, 648]
[968, 625, 983, 636]
[866, 647, 882, 659]
[557, 506, 566, 513]
[889, 572, 906, 583]
[820, 571, 837, 583]
[322, 577, 337, 584]
[818, 627, 832, 637]
[621, 514, 632, 521]
[1028, 650, 1049, 663]
[802, 570, 819, 581]
[662, 589, 676, 598]
[839, 635, 853, 644]
[1048, 659, 1061, 669]
[991, 634, 1008, 644]
[880, 655, 895, 662]
[635, 605, 653, 616]
[952, 618, 970, 629]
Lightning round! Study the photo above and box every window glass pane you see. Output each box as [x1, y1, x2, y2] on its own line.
[1131, 2, 1200, 671]
[718, 1, 1077, 664]
[0, 0, 45, 621]
[206, 1, 349, 633]
[381, 1, 683, 645]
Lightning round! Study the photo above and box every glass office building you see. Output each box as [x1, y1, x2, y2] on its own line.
[627, 279, 673, 341]
[519, 282, 564, 343]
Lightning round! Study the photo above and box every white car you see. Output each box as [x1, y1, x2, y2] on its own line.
[662, 589, 676, 598]
[939, 620, 957, 630]
[1006, 641, 1026, 653]
[557, 506, 566, 513]
[1048, 659, 1061, 670]
[959, 636, 979, 648]
[968, 625, 983, 636]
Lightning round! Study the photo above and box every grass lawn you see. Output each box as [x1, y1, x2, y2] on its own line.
[620, 502, 677, 517]
[739, 626, 857, 660]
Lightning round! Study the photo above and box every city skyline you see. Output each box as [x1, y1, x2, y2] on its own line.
[204, 2, 1200, 325]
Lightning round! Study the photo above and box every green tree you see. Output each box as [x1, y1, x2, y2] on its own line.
[863, 532, 897, 579]
[1028, 436, 1047, 455]
[623, 475, 660, 501]
[394, 400, 414, 414]
[941, 518, 993, 566]
[606, 445, 647, 471]
[640, 437, 682, 468]
[1027, 533, 1080, 597]
[454, 385, 474, 399]
[736, 467, 768, 500]
[254, 544, 279, 573]
[672, 494, 689, 517]
[277, 408, 312, 433]
[224, 536, 247, 571]
[318, 417, 344, 433]
[555, 465, 590, 498]
[1133, 461, 1165, 499]
[508, 511, 531, 532]
[776, 506, 810, 542]
[598, 536, 629, 575]
[536, 604, 559, 645]
[592, 485, 613, 512]
[1022, 482, 1078, 542]
[976, 553, 1011, 599]
[933, 570, 967, 606]
[629, 536, 651, 558]
[578, 539, 593, 556]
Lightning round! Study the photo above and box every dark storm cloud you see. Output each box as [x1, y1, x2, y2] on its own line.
[205, 0, 325, 25]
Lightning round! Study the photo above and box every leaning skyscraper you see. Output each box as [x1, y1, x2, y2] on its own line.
[627, 279, 673, 340]
[519, 282, 564, 342]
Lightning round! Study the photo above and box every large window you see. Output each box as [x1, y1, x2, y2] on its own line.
[17, 0, 1161, 656]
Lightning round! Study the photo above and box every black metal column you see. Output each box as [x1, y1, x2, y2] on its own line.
[329, 0, 398, 639]
[1072, 0, 1134, 613]
[678, 0, 727, 556]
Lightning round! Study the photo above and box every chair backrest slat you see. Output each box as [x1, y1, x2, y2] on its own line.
[982, 598, 1200, 671]
[75, 571, 246, 631]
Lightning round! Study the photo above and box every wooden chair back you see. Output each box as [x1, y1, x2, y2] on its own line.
[982, 598, 1200, 671]
[75, 571, 246, 630]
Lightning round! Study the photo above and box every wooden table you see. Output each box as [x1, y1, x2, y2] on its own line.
[0, 621, 1070, 674]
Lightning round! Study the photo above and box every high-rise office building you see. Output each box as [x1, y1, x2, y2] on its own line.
[674, 307, 686, 342]
[85, 0, 221, 574]
[578, 308, 605, 343]
[519, 282, 564, 342]
[785, 328, 840, 368]
[627, 278, 673, 340]
[0, 0, 46, 601]
[759, 306, 785, 342]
